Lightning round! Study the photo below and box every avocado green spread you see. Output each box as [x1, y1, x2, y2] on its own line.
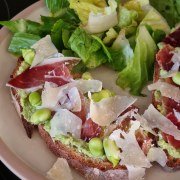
[16, 61, 30, 75]
[17, 62, 36, 122]
[158, 138, 180, 159]
[44, 122, 105, 159]
[19, 91, 36, 122]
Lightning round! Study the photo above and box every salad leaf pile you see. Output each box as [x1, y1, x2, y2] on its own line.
[1, 0, 177, 95]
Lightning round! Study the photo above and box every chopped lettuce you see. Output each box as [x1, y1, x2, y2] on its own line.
[51, 19, 76, 50]
[69, 0, 106, 24]
[107, 30, 134, 71]
[68, 28, 110, 68]
[84, 0, 118, 34]
[92, 35, 112, 62]
[0, 19, 42, 35]
[103, 28, 118, 45]
[116, 26, 157, 95]
[8, 32, 41, 55]
[45, 0, 69, 16]
[124, 0, 147, 21]
[150, 0, 180, 28]
[140, 8, 170, 33]
[118, 6, 138, 28]
[152, 29, 166, 43]
[40, 15, 60, 36]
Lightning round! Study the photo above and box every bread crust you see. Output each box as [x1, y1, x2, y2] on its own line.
[38, 125, 128, 180]
[11, 58, 35, 138]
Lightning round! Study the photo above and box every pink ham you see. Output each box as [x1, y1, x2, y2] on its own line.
[7, 62, 73, 89]
[163, 27, 180, 47]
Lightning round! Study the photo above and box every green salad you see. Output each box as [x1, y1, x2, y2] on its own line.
[0, 0, 179, 95]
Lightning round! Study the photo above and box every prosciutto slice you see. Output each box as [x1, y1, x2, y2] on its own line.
[7, 61, 74, 89]
[163, 27, 180, 47]
[156, 45, 174, 71]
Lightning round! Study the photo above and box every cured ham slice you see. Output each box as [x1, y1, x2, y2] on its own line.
[81, 118, 102, 142]
[163, 27, 180, 47]
[156, 45, 174, 71]
[7, 61, 74, 89]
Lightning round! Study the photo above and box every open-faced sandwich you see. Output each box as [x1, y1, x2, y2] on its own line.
[1, 0, 180, 179]
[148, 27, 180, 170]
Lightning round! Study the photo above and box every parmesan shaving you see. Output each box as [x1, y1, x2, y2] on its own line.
[147, 147, 167, 167]
[148, 81, 180, 103]
[90, 96, 136, 126]
[110, 121, 151, 168]
[143, 104, 180, 140]
[47, 158, 73, 180]
[31, 35, 58, 67]
[50, 109, 82, 139]
[126, 166, 145, 180]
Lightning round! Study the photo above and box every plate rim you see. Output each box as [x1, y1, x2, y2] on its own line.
[0, 1, 46, 179]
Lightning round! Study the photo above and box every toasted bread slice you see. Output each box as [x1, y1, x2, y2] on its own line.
[152, 59, 180, 170]
[38, 125, 129, 180]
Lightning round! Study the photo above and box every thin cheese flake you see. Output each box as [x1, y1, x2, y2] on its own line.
[31, 35, 58, 67]
[126, 166, 145, 180]
[50, 109, 82, 139]
[41, 80, 102, 111]
[148, 81, 180, 103]
[110, 121, 151, 168]
[63, 87, 81, 112]
[41, 82, 62, 110]
[147, 147, 167, 167]
[74, 79, 102, 93]
[90, 96, 136, 126]
[47, 158, 73, 180]
[38, 56, 80, 66]
[143, 104, 180, 140]
[134, 113, 157, 135]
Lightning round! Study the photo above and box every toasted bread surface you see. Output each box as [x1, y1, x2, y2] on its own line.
[152, 60, 180, 170]
[38, 125, 128, 180]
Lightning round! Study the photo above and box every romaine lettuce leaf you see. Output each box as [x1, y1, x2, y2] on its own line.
[118, 6, 138, 28]
[51, 19, 76, 50]
[103, 28, 118, 45]
[84, 0, 118, 34]
[107, 30, 134, 71]
[116, 26, 157, 95]
[45, 0, 69, 16]
[69, 0, 106, 24]
[0, 19, 42, 35]
[124, 0, 148, 21]
[8, 33, 41, 55]
[150, 0, 180, 28]
[140, 8, 170, 34]
[68, 28, 110, 68]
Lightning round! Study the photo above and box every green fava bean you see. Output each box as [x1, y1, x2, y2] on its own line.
[172, 72, 180, 86]
[103, 137, 120, 167]
[29, 92, 41, 106]
[89, 137, 104, 157]
[30, 109, 51, 125]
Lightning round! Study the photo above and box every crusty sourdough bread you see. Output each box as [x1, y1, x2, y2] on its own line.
[10, 58, 129, 179]
[38, 125, 128, 180]
[152, 61, 180, 170]
[10, 56, 179, 179]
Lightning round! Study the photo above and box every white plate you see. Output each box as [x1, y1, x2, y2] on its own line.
[0, 1, 179, 180]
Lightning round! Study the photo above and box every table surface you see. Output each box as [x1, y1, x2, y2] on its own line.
[0, 1, 38, 178]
